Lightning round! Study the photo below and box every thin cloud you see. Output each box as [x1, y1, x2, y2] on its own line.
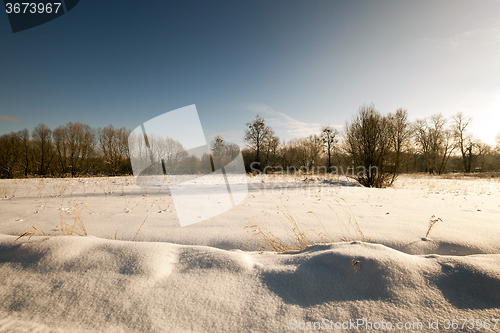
[0, 115, 21, 122]
[448, 23, 500, 50]
[246, 104, 326, 138]
[418, 20, 500, 56]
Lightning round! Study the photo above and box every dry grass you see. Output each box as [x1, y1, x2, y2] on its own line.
[79, 179, 88, 194]
[440, 172, 500, 180]
[327, 198, 367, 242]
[53, 200, 89, 236]
[34, 197, 52, 213]
[306, 210, 335, 244]
[245, 206, 314, 252]
[47, 182, 68, 198]
[124, 200, 139, 213]
[15, 224, 50, 242]
[17, 200, 90, 242]
[120, 183, 127, 196]
[351, 259, 363, 272]
[36, 179, 46, 197]
[99, 180, 113, 199]
[425, 215, 442, 238]
[132, 215, 149, 241]
[393, 174, 496, 196]
[12, 176, 155, 243]
[245, 200, 367, 253]
[0, 183, 16, 199]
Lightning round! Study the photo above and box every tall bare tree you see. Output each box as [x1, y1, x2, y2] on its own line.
[32, 123, 54, 176]
[306, 134, 323, 170]
[437, 129, 455, 174]
[264, 135, 280, 169]
[387, 108, 411, 183]
[244, 115, 275, 170]
[0, 133, 19, 178]
[98, 125, 131, 175]
[53, 122, 95, 176]
[413, 119, 431, 172]
[428, 114, 446, 173]
[286, 138, 308, 169]
[452, 112, 477, 173]
[321, 126, 338, 172]
[53, 125, 70, 175]
[211, 135, 240, 171]
[413, 114, 455, 174]
[344, 104, 393, 188]
[14, 129, 32, 177]
[474, 141, 491, 171]
[148, 134, 187, 174]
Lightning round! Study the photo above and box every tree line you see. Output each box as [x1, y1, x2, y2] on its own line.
[0, 123, 131, 178]
[1, 105, 499, 187]
[242, 104, 500, 187]
[0, 122, 242, 178]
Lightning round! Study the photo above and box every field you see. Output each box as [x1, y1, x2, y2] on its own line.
[0, 173, 499, 332]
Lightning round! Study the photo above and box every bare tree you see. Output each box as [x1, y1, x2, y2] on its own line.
[452, 113, 477, 173]
[321, 126, 338, 172]
[0, 133, 19, 178]
[474, 141, 491, 171]
[149, 134, 187, 174]
[306, 134, 323, 170]
[53, 125, 69, 175]
[244, 115, 275, 170]
[32, 123, 54, 176]
[14, 129, 32, 177]
[67, 122, 95, 176]
[428, 114, 446, 173]
[344, 104, 393, 188]
[53, 122, 96, 176]
[437, 129, 455, 174]
[264, 135, 280, 169]
[286, 138, 308, 170]
[387, 108, 411, 184]
[211, 135, 240, 171]
[413, 114, 455, 174]
[98, 125, 131, 175]
[413, 119, 431, 172]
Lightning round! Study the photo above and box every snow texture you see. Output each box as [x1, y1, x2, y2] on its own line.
[0, 174, 499, 332]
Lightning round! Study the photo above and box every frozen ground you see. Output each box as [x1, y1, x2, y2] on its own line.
[0, 173, 499, 332]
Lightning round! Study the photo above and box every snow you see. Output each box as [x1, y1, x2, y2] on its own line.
[0, 174, 499, 332]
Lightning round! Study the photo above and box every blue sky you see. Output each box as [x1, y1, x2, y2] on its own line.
[1, 0, 500, 146]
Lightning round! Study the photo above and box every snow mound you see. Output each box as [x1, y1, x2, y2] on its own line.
[434, 256, 500, 309]
[178, 247, 255, 273]
[0, 235, 177, 280]
[262, 242, 500, 310]
[395, 238, 487, 256]
[261, 242, 432, 306]
[2, 235, 499, 332]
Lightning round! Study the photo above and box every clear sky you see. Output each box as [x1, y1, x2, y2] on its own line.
[1, 0, 499, 146]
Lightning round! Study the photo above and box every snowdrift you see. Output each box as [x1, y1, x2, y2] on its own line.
[0, 175, 499, 332]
